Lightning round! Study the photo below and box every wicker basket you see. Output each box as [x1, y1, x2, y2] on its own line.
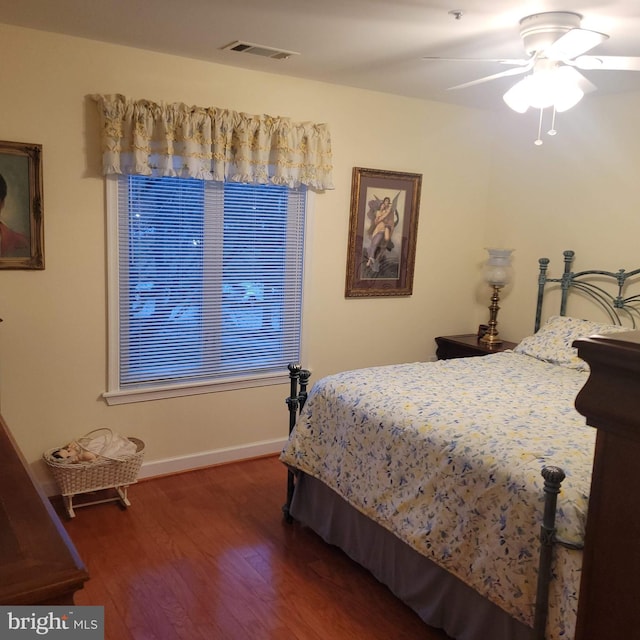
[43, 436, 145, 518]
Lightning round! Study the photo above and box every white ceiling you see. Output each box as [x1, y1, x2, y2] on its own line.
[1, 0, 640, 110]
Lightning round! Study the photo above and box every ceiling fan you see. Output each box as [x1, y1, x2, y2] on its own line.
[424, 11, 640, 92]
[424, 12, 640, 143]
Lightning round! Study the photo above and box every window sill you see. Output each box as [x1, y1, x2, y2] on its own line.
[103, 372, 289, 405]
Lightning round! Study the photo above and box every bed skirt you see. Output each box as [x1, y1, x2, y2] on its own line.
[290, 472, 532, 640]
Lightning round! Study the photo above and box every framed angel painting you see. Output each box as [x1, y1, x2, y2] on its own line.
[345, 167, 422, 297]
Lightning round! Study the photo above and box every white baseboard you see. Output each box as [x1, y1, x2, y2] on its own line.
[41, 438, 288, 496]
[138, 437, 288, 479]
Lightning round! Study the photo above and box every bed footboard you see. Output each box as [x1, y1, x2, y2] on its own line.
[283, 362, 310, 522]
[533, 465, 566, 640]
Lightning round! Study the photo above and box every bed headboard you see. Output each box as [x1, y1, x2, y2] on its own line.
[535, 250, 640, 332]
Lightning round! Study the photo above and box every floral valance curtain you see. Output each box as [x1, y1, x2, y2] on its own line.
[92, 94, 334, 190]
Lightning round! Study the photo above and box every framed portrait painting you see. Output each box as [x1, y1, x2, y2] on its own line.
[0, 140, 44, 269]
[345, 167, 422, 297]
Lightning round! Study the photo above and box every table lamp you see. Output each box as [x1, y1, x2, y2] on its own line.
[480, 248, 513, 347]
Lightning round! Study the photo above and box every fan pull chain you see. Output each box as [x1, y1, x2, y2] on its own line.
[548, 107, 558, 136]
[534, 108, 544, 145]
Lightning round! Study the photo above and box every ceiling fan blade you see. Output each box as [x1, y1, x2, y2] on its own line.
[422, 56, 530, 66]
[545, 28, 608, 60]
[447, 58, 535, 90]
[565, 67, 598, 93]
[572, 55, 640, 71]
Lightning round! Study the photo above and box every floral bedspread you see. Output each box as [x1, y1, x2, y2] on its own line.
[280, 352, 592, 639]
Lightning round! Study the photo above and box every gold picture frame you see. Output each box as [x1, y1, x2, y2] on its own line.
[345, 167, 422, 297]
[0, 140, 44, 269]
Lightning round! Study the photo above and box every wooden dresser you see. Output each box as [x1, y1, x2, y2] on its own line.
[0, 414, 89, 604]
[573, 331, 640, 639]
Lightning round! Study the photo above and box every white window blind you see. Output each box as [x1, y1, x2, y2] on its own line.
[113, 175, 305, 394]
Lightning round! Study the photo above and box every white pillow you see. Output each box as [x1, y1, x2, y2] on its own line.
[514, 315, 629, 371]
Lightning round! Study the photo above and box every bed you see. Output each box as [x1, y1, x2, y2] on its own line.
[279, 250, 640, 640]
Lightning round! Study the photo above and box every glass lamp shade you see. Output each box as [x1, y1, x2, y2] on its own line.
[552, 67, 584, 112]
[527, 71, 559, 110]
[483, 248, 514, 287]
[503, 65, 585, 114]
[503, 78, 532, 113]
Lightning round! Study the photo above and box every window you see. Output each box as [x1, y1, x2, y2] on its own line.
[104, 175, 306, 404]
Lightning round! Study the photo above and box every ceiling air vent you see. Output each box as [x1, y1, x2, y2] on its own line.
[221, 41, 299, 60]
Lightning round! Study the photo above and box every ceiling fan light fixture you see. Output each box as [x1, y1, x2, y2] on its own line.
[503, 78, 531, 112]
[527, 71, 561, 109]
[554, 85, 584, 112]
[503, 65, 584, 114]
[552, 67, 585, 111]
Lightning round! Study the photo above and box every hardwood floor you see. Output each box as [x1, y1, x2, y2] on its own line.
[58, 455, 451, 640]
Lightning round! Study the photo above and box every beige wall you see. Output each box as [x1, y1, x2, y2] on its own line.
[0, 24, 494, 486]
[4, 24, 638, 489]
[483, 92, 640, 340]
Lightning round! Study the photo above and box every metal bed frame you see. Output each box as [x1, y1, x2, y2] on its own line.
[535, 249, 640, 332]
[283, 249, 640, 640]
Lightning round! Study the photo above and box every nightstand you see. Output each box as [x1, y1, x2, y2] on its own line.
[435, 334, 518, 360]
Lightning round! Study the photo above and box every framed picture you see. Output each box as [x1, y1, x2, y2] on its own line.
[345, 167, 422, 297]
[0, 140, 44, 269]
